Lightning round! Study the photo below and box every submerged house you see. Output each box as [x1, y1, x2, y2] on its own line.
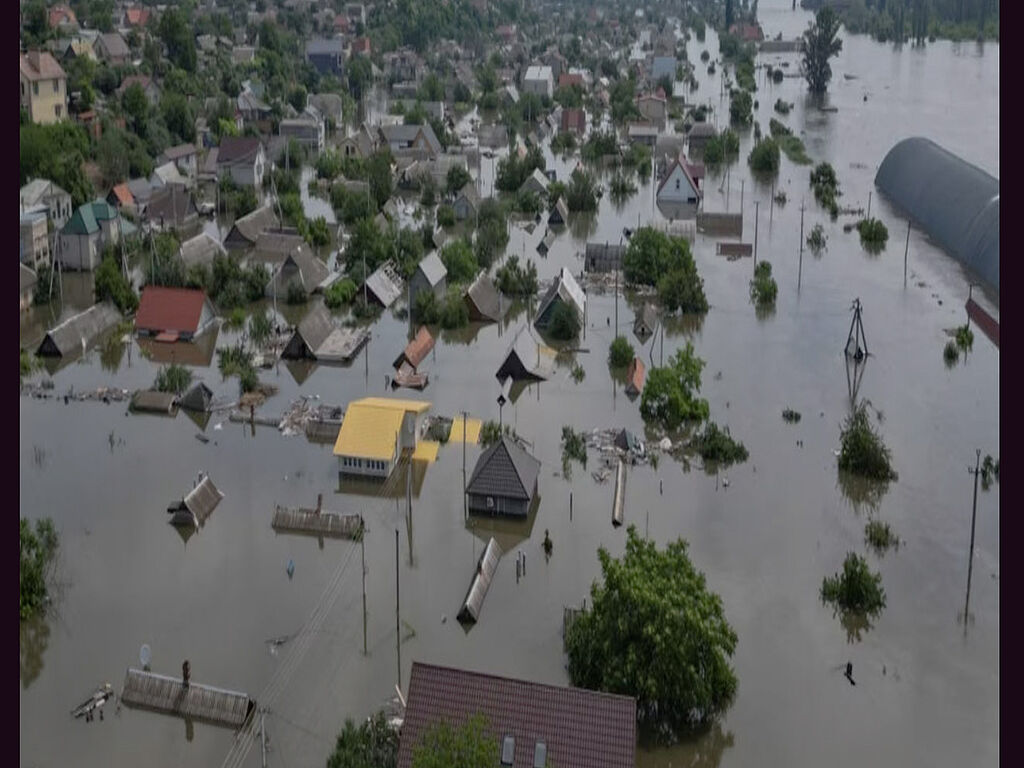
[179, 232, 226, 269]
[463, 272, 507, 322]
[633, 303, 658, 342]
[281, 304, 369, 362]
[333, 397, 431, 479]
[466, 436, 541, 517]
[135, 286, 217, 341]
[393, 326, 434, 374]
[264, 248, 330, 299]
[224, 205, 280, 250]
[396, 662, 637, 768]
[584, 242, 627, 273]
[496, 325, 556, 382]
[453, 183, 480, 222]
[534, 267, 586, 331]
[548, 197, 569, 226]
[625, 357, 646, 397]
[362, 261, 405, 308]
[36, 302, 121, 358]
[656, 155, 702, 208]
[409, 252, 447, 308]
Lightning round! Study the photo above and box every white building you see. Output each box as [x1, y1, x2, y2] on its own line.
[523, 65, 554, 98]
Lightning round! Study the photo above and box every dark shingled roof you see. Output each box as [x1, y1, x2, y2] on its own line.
[397, 662, 636, 768]
[466, 436, 541, 501]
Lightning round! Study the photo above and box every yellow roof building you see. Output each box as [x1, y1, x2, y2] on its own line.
[333, 397, 431, 461]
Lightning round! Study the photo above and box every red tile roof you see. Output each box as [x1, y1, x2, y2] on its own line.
[48, 5, 77, 28]
[334, 15, 350, 32]
[109, 183, 134, 207]
[397, 662, 636, 768]
[626, 357, 645, 395]
[558, 73, 584, 89]
[560, 108, 586, 135]
[394, 326, 434, 371]
[352, 37, 371, 55]
[135, 287, 211, 336]
[125, 7, 151, 26]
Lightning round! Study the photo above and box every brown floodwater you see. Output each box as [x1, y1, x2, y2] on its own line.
[20, 4, 997, 767]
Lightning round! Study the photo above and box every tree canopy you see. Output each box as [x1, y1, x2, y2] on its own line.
[326, 711, 399, 768]
[639, 342, 710, 429]
[410, 713, 498, 768]
[803, 6, 843, 94]
[566, 526, 738, 739]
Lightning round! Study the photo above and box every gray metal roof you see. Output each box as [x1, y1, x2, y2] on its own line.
[500, 324, 556, 380]
[306, 37, 345, 55]
[267, 248, 330, 295]
[875, 137, 999, 291]
[179, 232, 226, 268]
[464, 272, 506, 321]
[37, 302, 121, 357]
[466, 436, 541, 501]
[364, 262, 404, 307]
[291, 304, 334, 353]
[228, 205, 280, 246]
[458, 537, 502, 623]
[536, 267, 585, 321]
[416, 252, 447, 288]
[183, 474, 224, 525]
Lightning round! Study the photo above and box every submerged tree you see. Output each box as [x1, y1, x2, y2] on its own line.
[327, 710, 399, 768]
[802, 6, 843, 95]
[567, 526, 738, 739]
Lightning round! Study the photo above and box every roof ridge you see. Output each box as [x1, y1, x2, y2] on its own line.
[410, 661, 637, 705]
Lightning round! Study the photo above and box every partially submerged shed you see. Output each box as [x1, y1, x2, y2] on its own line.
[584, 242, 627, 273]
[36, 302, 121, 358]
[536, 229, 557, 256]
[548, 197, 569, 226]
[393, 326, 434, 373]
[875, 137, 999, 291]
[265, 248, 330, 299]
[496, 325, 556, 382]
[135, 286, 216, 341]
[625, 357, 646, 397]
[409, 251, 447, 308]
[179, 232, 226, 268]
[633, 303, 658, 342]
[463, 272, 507, 322]
[130, 390, 178, 415]
[281, 304, 368, 362]
[168, 473, 224, 528]
[535, 267, 586, 330]
[362, 261, 404, 308]
[457, 536, 502, 624]
[179, 381, 214, 412]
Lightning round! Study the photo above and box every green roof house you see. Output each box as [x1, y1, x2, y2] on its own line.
[57, 199, 135, 271]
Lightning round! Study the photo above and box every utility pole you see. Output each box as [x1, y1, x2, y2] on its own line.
[614, 258, 618, 333]
[770, 182, 774, 224]
[866, 190, 872, 219]
[963, 449, 981, 630]
[406, 456, 412, 566]
[904, 220, 911, 286]
[260, 710, 267, 768]
[462, 410, 468, 520]
[361, 527, 367, 655]
[753, 200, 759, 267]
[740, 179, 745, 218]
[395, 528, 400, 690]
[798, 200, 805, 291]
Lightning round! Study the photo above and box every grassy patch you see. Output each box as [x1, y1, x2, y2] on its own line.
[608, 336, 634, 368]
[782, 408, 802, 424]
[561, 425, 587, 478]
[865, 519, 900, 553]
[821, 552, 886, 614]
[838, 403, 898, 481]
[690, 421, 748, 466]
[749, 261, 778, 307]
[856, 218, 889, 252]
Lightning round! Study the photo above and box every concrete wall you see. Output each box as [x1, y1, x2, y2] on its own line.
[468, 493, 529, 517]
[58, 232, 100, 271]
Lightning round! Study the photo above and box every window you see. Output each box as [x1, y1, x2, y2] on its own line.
[53, 79, 59, 93]
[486, 497, 495, 509]
[501, 736, 515, 766]
[675, 178, 680, 190]
[55, 105, 62, 118]
[33, 82, 38, 96]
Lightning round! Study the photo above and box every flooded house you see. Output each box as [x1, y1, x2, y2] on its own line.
[656, 155, 702, 210]
[463, 272, 507, 322]
[534, 267, 586, 331]
[134, 287, 216, 342]
[409, 252, 447, 307]
[396, 662, 636, 768]
[224, 205, 280, 250]
[36, 301, 121, 358]
[466, 435, 541, 517]
[332, 397, 431, 479]
[264, 248, 330, 300]
[496, 325, 556, 382]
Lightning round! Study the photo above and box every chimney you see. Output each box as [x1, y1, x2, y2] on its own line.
[28, 50, 41, 72]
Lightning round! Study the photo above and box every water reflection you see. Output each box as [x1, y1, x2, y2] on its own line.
[836, 606, 878, 644]
[20, 615, 51, 690]
[836, 471, 890, 514]
[569, 212, 599, 240]
[465, 495, 540, 553]
[637, 722, 735, 768]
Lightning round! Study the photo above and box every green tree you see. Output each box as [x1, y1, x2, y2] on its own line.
[729, 89, 752, 126]
[547, 302, 581, 340]
[348, 55, 374, 99]
[609, 335, 634, 367]
[154, 363, 193, 394]
[624, 228, 706, 309]
[20, 518, 59, 620]
[20, 122, 93, 206]
[821, 552, 886, 614]
[446, 165, 472, 197]
[249, 311, 273, 347]
[440, 239, 477, 284]
[725, 0, 735, 29]
[566, 168, 598, 212]
[122, 83, 150, 131]
[160, 93, 194, 144]
[158, 9, 198, 73]
[748, 137, 781, 176]
[640, 343, 710, 429]
[802, 6, 843, 95]
[326, 711, 399, 768]
[411, 713, 498, 768]
[567, 526, 738, 737]
[95, 253, 139, 313]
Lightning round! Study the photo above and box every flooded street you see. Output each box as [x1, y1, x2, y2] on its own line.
[20, 4, 997, 767]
